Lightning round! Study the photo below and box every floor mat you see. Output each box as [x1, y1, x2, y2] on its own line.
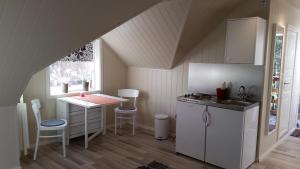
[137, 161, 175, 169]
[291, 129, 300, 137]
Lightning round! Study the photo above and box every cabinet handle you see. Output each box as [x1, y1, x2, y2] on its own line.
[206, 111, 211, 127]
[202, 109, 207, 123]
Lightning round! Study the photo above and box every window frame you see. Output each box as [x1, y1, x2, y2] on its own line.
[46, 39, 103, 98]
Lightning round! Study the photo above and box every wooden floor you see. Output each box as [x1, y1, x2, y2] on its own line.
[21, 127, 300, 169]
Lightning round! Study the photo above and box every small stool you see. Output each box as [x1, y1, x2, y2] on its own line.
[154, 114, 169, 140]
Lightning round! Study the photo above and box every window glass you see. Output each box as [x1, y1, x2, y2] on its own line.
[49, 42, 99, 95]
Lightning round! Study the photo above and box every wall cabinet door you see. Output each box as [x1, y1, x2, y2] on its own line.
[225, 17, 266, 65]
[205, 106, 244, 169]
[175, 101, 206, 161]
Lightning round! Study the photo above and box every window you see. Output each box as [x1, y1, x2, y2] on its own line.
[48, 40, 101, 96]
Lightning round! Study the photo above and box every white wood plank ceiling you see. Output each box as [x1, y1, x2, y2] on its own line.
[102, 0, 192, 69]
[0, 0, 160, 106]
[102, 0, 245, 69]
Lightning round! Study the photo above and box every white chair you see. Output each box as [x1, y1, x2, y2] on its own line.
[114, 89, 139, 136]
[31, 99, 67, 160]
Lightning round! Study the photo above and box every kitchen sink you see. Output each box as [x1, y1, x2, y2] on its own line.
[220, 100, 253, 107]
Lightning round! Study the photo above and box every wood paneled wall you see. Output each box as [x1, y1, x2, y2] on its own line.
[127, 22, 226, 133]
[0, 0, 159, 106]
[128, 64, 188, 132]
[23, 39, 128, 145]
[258, 0, 300, 159]
[103, 0, 192, 69]
[127, 0, 267, 133]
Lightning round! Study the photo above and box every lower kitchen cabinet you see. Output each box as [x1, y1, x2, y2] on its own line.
[176, 101, 259, 169]
[175, 101, 206, 161]
[206, 106, 258, 169]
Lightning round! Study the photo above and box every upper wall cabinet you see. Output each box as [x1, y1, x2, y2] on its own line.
[225, 17, 266, 65]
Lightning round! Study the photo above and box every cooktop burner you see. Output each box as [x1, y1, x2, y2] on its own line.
[183, 93, 212, 99]
[178, 93, 214, 103]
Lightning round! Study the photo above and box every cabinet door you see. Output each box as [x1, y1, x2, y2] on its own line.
[175, 101, 206, 161]
[206, 106, 244, 169]
[225, 18, 257, 64]
[242, 106, 259, 169]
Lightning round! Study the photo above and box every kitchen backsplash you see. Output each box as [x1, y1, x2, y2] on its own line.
[188, 63, 264, 100]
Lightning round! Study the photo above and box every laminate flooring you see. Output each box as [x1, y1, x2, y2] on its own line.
[21, 126, 300, 169]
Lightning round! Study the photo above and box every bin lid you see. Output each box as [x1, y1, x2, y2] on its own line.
[155, 114, 169, 120]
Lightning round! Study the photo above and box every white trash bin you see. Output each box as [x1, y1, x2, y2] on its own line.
[154, 114, 169, 140]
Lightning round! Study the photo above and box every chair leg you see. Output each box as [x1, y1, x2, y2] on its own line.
[133, 114, 135, 136]
[62, 129, 66, 158]
[33, 130, 40, 160]
[115, 112, 117, 136]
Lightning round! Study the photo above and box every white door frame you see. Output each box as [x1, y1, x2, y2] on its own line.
[278, 24, 299, 138]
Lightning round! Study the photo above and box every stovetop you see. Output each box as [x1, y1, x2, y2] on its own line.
[177, 93, 259, 111]
[177, 93, 216, 103]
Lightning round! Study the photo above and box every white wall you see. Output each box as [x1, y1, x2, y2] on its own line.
[128, 65, 188, 132]
[103, 0, 191, 69]
[23, 69, 57, 146]
[127, 21, 241, 132]
[22, 39, 128, 146]
[188, 63, 264, 99]
[0, 1, 160, 168]
[127, 0, 267, 133]
[258, 0, 300, 159]
[0, 0, 160, 106]
[0, 106, 20, 169]
[102, 40, 128, 126]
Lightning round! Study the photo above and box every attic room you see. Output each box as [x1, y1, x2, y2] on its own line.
[2, 0, 300, 169]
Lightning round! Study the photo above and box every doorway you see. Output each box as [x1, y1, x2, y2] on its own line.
[279, 25, 299, 138]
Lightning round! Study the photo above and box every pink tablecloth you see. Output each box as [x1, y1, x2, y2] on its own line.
[71, 95, 120, 105]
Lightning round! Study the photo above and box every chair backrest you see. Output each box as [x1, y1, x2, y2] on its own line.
[118, 89, 139, 108]
[31, 99, 42, 128]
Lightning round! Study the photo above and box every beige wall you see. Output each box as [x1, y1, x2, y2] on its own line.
[127, 22, 225, 132]
[0, 0, 159, 107]
[258, 0, 300, 159]
[102, 40, 128, 126]
[103, 0, 191, 69]
[128, 64, 189, 133]
[23, 69, 57, 145]
[23, 39, 127, 145]
[127, 0, 267, 133]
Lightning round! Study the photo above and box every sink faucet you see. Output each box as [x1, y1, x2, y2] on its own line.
[238, 86, 247, 101]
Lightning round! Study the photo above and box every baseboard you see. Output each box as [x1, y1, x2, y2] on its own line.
[106, 122, 153, 131]
[258, 128, 296, 161]
[110, 121, 176, 138]
[135, 123, 155, 132]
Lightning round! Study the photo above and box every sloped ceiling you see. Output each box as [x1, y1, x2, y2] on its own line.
[172, 0, 245, 66]
[287, 0, 300, 9]
[102, 0, 192, 68]
[102, 0, 248, 69]
[0, 0, 160, 106]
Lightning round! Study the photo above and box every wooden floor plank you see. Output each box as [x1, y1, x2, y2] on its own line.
[21, 126, 300, 169]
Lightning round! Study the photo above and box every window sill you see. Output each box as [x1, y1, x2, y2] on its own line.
[47, 90, 101, 99]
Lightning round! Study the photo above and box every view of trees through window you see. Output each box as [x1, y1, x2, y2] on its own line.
[49, 42, 96, 95]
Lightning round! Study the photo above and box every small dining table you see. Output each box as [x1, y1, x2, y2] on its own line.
[57, 93, 127, 149]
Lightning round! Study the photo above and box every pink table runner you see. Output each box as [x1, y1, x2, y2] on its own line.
[71, 95, 120, 105]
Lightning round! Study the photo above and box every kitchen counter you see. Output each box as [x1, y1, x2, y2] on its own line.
[176, 98, 259, 169]
[177, 96, 259, 111]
